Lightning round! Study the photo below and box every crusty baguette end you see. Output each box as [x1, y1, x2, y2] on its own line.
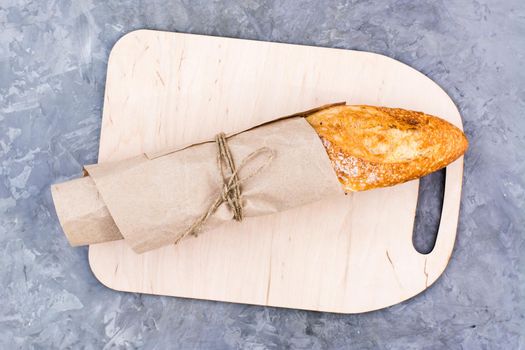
[306, 105, 468, 192]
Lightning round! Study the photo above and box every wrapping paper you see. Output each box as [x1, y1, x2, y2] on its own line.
[51, 117, 343, 253]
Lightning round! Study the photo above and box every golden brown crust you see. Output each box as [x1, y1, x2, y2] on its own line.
[306, 105, 468, 192]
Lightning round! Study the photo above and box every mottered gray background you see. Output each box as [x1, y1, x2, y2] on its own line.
[1, 0, 524, 349]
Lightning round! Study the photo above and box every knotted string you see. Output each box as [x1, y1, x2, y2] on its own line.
[174, 133, 274, 244]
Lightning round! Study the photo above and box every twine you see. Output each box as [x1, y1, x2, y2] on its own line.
[174, 133, 274, 244]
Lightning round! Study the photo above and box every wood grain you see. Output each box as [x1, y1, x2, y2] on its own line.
[88, 30, 464, 313]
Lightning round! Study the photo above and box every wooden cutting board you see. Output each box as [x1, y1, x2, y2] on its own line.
[88, 30, 464, 313]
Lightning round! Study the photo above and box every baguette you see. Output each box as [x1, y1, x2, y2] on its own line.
[52, 104, 469, 249]
[306, 105, 468, 192]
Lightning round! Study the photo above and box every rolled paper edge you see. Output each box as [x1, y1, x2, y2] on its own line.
[51, 176, 123, 246]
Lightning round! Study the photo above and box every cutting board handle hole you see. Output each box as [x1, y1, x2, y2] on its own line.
[412, 168, 446, 254]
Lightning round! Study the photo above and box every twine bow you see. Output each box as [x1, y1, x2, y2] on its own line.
[175, 133, 274, 244]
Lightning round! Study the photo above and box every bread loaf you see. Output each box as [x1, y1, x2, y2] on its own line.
[51, 104, 468, 250]
[306, 105, 468, 192]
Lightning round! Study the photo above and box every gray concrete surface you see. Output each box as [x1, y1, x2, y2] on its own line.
[1, 0, 524, 349]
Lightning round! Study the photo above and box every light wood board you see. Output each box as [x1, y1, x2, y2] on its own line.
[88, 30, 464, 313]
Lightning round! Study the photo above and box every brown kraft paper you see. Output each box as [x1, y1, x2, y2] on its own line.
[51, 117, 344, 254]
